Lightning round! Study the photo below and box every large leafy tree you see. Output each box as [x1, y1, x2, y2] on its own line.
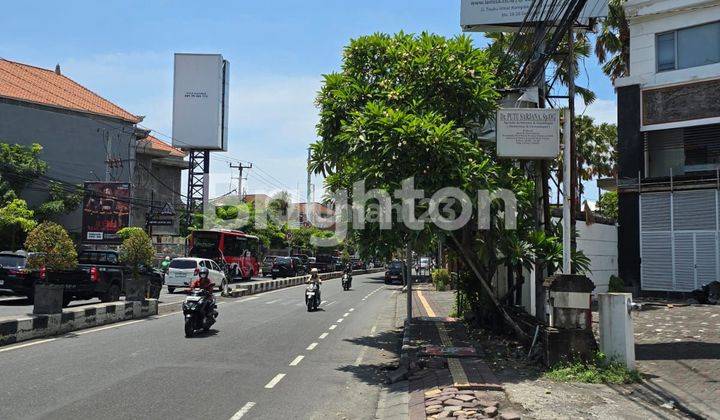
[311, 32, 539, 336]
[0, 199, 37, 250]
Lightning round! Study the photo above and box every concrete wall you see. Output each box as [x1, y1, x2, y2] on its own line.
[0, 99, 136, 236]
[576, 220, 619, 293]
[618, 0, 720, 90]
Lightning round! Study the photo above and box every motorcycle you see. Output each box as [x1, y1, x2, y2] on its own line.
[182, 289, 218, 337]
[342, 273, 351, 291]
[305, 282, 320, 312]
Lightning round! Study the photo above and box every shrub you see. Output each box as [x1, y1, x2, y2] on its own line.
[545, 352, 642, 384]
[24, 221, 77, 270]
[118, 229, 155, 280]
[608, 275, 625, 293]
[432, 268, 451, 291]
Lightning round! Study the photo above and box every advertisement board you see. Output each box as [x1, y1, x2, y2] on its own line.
[172, 53, 229, 151]
[81, 182, 131, 244]
[461, 0, 608, 32]
[496, 108, 560, 159]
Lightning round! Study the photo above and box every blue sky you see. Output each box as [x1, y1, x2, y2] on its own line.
[1, 0, 616, 202]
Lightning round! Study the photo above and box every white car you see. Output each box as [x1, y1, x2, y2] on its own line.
[165, 257, 227, 293]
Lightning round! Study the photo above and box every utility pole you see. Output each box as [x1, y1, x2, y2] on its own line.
[306, 148, 312, 224]
[229, 162, 252, 200]
[567, 28, 578, 271]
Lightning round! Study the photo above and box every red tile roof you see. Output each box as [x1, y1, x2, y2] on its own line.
[0, 58, 141, 123]
[138, 135, 187, 158]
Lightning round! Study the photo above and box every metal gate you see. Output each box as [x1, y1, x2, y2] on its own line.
[640, 189, 719, 292]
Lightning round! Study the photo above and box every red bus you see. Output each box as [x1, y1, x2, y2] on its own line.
[188, 229, 261, 280]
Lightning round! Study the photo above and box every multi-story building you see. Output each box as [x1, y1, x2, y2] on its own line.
[0, 58, 186, 244]
[613, 0, 720, 294]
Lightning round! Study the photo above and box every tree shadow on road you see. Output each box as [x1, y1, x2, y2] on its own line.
[335, 328, 404, 387]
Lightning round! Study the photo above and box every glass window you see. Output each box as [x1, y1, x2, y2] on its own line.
[678, 22, 720, 69]
[0, 255, 26, 268]
[657, 32, 676, 72]
[169, 259, 197, 269]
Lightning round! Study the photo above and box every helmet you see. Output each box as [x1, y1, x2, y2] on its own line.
[198, 266, 209, 278]
[310, 268, 319, 275]
[164, 256, 171, 261]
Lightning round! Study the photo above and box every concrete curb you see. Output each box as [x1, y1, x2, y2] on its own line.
[0, 299, 158, 347]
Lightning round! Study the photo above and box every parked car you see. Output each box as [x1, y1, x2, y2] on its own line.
[271, 256, 306, 279]
[1, 250, 163, 305]
[165, 257, 227, 293]
[351, 258, 367, 270]
[384, 260, 406, 285]
[261, 255, 279, 277]
[311, 254, 335, 273]
[0, 251, 31, 297]
[333, 257, 345, 271]
[291, 254, 310, 271]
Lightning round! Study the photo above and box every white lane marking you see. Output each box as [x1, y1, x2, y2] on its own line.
[349, 308, 355, 312]
[336, 318, 344, 323]
[319, 332, 329, 339]
[343, 312, 350, 317]
[264, 373, 286, 389]
[329, 325, 337, 330]
[289, 355, 305, 366]
[320, 300, 327, 305]
[229, 402, 256, 420]
[306, 342, 318, 350]
[370, 325, 377, 335]
[0, 338, 56, 353]
[265, 299, 279, 304]
[325, 301, 337, 307]
[240, 296, 259, 302]
[75, 319, 145, 335]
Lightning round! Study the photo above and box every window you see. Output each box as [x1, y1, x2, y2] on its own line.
[169, 259, 197, 269]
[657, 22, 720, 72]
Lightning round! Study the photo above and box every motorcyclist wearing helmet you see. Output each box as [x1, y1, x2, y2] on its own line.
[189, 266, 215, 296]
[343, 263, 353, 288]
[306, 268, 322, 301]
[161, 256, 171, 273]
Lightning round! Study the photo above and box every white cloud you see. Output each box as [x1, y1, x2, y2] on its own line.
[578, 97, 617, 125]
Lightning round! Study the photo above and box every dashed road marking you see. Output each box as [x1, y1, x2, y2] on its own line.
[349, 308, 355, 312]
[343, 312, 350, 317]
[319, 332, 329, 339]
[289, 355, 304, 366]
[325, 301, 337, 307]
[370, 325, 377, 335]
[264, 373, 286, 389]
[354, 346, 368, 366]
[306, 342, 318, 350]
[337, 318, 344, 323]
[229, 402, 256, 419]
[329, 325, 337, 330]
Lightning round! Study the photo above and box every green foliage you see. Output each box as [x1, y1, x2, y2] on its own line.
[117, 227, 147, 241]
[594, 0, 630, 81]
[431, 268, 451, 291]
[608, 275, 625, 293]
[118, 229, 156, 279]
[24, 221, 77, 270]
[35, 181, 83, 221]
[0, 198, 37, 250]
[0, 142, 47, 199]
[597, 191, 618, 220]
[545, 352, 642, 384]
[215, 205, 239, 220]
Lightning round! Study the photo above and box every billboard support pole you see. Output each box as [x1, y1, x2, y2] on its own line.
[186, 149, 210, 228]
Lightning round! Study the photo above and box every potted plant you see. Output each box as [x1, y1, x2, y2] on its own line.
[118, 228, 156, 301]
[24, 222, 77, 314]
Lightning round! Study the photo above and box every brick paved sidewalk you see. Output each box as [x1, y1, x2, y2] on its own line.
[404, 285, 524, 419]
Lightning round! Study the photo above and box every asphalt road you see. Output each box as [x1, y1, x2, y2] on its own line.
[0, 272, 402, 420]
[0, 275, 273, 318]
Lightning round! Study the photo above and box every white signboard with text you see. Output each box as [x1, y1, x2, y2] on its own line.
[461, 0, 608, 32]
[172, 53, 229, 151]
[496, 108, 560, 159]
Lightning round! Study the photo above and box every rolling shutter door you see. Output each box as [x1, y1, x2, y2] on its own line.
[640, 192, 673, 291]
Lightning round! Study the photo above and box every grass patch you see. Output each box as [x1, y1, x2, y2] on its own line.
[544, 353, 642, 384]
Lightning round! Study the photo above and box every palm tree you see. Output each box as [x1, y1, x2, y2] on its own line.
[594, 0, 630, 81]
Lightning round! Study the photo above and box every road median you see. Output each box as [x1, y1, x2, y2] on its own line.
[0, 299, 158, 347]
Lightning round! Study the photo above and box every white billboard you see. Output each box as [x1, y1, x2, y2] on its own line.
[172, 53, 229, 151]
[461, 0, 608, 32]
[496, 108, 560, 159]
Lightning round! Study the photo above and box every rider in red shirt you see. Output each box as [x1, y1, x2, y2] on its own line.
[189, 266, 215, 295]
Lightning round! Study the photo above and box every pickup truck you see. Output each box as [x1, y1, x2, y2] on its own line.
[0, 250, 163, 306]
[310, 254, 335, 273]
